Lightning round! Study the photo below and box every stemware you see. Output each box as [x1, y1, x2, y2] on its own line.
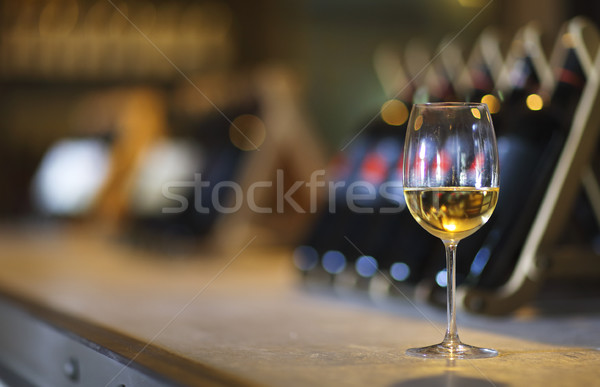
[403, 102, 499, 359]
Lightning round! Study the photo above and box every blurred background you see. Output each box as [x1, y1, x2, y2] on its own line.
[0, 0, 597, 216]
[1, 0, 600, 314]
[1, 0, 597, 216]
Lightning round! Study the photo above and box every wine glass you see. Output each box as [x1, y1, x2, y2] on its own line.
[403, 102, 499, 359]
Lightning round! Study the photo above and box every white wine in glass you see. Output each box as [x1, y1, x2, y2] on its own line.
[403, 103, 500, 359]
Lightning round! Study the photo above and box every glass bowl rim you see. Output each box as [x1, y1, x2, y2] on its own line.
[412, 102, 487, 108]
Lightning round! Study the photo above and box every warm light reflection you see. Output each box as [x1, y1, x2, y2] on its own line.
[381, 99, 409, 126]
[414, 115, 424, 131]
[526, 94, 543, 111]
[481, 94, 500, 114]
[229, 114, 266, 151]
[5, 0, 236, 80]
[445, 223, 457, 232]
[471, 108, 481, 119]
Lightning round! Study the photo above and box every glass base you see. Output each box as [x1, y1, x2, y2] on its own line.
[406, 342, 498, 359]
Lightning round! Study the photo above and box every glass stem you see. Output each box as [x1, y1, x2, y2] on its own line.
[442, 240, 460, 347]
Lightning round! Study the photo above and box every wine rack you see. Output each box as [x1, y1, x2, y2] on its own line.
[294, 17, 600, 315]
[0, 0, 234, 82]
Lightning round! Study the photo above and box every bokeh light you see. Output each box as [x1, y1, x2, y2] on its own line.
[390, 262, 410, 281]
[355, 255, 378, 278]
[293, 245, 319, 271]
[381, 99, 409, 126]
[526, 93, 543, 111]
[229, 114, 267, 151]
[322, 250, 347, 274]
[481, 94, 501, 114]
[436, 270, 448, 287]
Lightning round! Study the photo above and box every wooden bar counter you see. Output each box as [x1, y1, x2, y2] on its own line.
[0, 224, 599, 386]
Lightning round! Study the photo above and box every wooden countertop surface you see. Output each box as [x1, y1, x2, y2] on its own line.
[0, 223, 599, 386]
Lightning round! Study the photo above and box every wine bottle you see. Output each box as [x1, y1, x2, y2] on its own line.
[467, 42, 586, 290]
[422, 34, 553, 305]
[294, 109, 412, 285]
